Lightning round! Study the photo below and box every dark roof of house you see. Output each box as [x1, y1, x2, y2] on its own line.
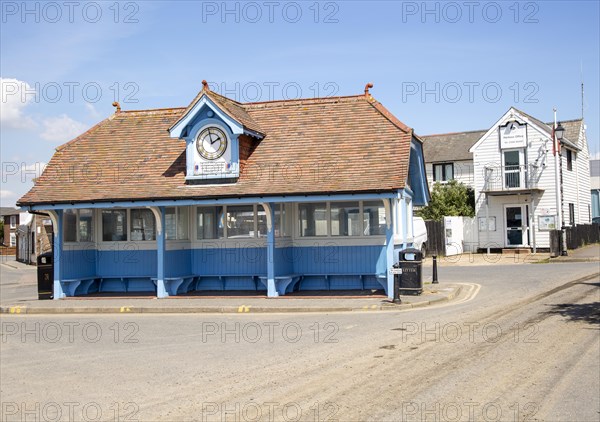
[18, 88, 415, 206]
[421, 130, 486, 163]
[591, 159, 600, 178]
[0, 207, 19, 216]
[421, 112, 584, 163]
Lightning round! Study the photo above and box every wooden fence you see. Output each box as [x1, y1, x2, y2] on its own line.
[550, 224, 599, 256]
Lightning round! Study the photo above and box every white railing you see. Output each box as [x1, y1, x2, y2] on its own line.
[483, 164, 539, 191]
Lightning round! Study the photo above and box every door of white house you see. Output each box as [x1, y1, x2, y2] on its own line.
[503, 149, 525, 189]
[504, 204, 529, 247]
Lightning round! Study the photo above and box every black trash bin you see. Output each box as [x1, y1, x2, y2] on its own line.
[37, 252, 53, 300]
[399, 248, 423, 295]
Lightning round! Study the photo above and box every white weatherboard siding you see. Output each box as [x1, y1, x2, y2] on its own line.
[471, 109, 590, 250]
[425, 160, 474, 188]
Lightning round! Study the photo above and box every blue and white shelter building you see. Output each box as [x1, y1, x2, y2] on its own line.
[18, 82, 429, 299]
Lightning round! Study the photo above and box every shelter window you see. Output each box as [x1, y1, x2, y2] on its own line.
[330, 202, 360, 236]
[102, 210, 128, 242]
[299, 203, 328, 237]
[363, 201, 387, 235]
[166, 207, 190, 240]
[197, 206, 224, 240]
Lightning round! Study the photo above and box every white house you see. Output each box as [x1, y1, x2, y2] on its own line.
[469, 108, 591, 251]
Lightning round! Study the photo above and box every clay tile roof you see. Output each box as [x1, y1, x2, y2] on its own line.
[18, 91, 415, 206]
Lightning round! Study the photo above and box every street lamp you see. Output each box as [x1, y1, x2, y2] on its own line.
[555, 122, 565, 142]
[552, 118, 567, 256]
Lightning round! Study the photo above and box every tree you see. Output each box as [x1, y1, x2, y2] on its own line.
[417, 180, 475, 221]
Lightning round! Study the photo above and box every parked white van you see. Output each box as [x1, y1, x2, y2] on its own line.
[412, 217, 428, 257]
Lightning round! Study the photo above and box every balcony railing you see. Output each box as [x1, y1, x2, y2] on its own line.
[483, 164, 540, 192]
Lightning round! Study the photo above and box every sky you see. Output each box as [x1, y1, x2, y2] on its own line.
[1, 0, 599, 208]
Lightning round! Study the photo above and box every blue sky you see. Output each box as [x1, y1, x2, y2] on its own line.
[1, 0, 599, 207]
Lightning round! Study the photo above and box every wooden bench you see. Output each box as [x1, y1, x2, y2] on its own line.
[100, 276, 155, 293]
[258, 274, 302, 295]
[60, 277, 98, 297]
[299, 273, 387, 291]
[151, 275, 197, 296]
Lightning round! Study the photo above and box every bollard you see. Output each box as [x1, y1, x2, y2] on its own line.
[432, 255, 439, 284]
[393, 267, 402, 304]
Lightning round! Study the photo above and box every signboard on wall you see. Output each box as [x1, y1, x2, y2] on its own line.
[538, 215, 557, 231]
[478, 217, 496, 231]
[499, 121, 527, 149]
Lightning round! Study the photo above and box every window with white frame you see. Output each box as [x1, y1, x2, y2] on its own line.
[130, 209, 156, 241]
[299, 203, 328, 237]
[64, 209, 77, 242]
[226, 205, 255, 238]
[330, 202, 361, 236]
[274, 203, 292, 237]
[363, 201, 387, 235]
[9, 232, 16, 247]
[196, 206, 224, 240]
[64, 209, 94, 242]
[102, 210, 128, 242]
[165, 207, 189, 240]
[9, 215, 16, 228]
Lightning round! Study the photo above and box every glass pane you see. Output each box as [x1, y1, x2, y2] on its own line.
[177, 207, 189, 240]
[445, 164, 454, 180]
[434, 165, 443, 181]
[165, 207, 177, 240]
[130, 209, 156, 241]
[299, 203, 327, 237]
[78, 209, 93, 242]
[504, 150, 520, 166]
[257, 206, 268, 238]
[102, 210, 127, 242]
[227, 205, 255, 238]
[64, 209, 77, 242]
[363, 201, 386, 235]
[331, 202, 360, 236]
[197, 207, 223, 240]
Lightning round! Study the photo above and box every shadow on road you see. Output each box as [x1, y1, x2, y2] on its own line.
[546, 301, 600, 326]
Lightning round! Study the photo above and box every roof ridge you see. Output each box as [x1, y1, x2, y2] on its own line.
[243, 94, 365, 107]
[422, 128, 488, 138]
[120, 107, 186, 113]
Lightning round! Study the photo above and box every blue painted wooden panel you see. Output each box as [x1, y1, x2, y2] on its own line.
[292, 245, 386, 275]
[274, 247, 294, 275]
[191, 247, 267, 275]
[165, 249, 192, 277]
[96, 249, 156, 277]
[62, 248, 96, 279]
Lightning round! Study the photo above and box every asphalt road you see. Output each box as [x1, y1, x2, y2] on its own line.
[0, 260, 599, 421]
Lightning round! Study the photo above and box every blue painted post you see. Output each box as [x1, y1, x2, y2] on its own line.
[266, 203, 278, 297]
[386, 203, 395, 300]
[156, 206, 167, 298]
[53, 210, 65, 299]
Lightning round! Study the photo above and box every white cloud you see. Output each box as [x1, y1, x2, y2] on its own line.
[40, 114, 88, 142]
[85, 103, 101, 119]
[0, 77, 37, 129]
[0, 189, 17, 207]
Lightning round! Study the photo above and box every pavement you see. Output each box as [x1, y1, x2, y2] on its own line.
[0, 284, 463, 314]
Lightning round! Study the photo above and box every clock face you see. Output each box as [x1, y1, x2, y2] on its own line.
[196, 127, 228, 160]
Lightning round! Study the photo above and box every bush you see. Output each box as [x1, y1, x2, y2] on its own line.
[417, 180, 475, 221]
